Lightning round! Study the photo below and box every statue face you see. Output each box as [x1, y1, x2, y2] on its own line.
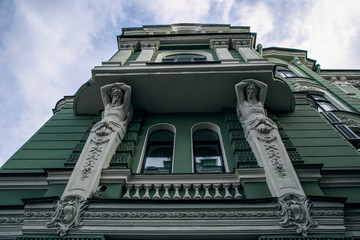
[245, 84, 258, 100]
[111, 88, 124, 103]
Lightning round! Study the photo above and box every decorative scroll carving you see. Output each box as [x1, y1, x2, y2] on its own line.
[278, 194, 318, 236]
[80, 137, 108, 181]
[47, 195, 89, 236]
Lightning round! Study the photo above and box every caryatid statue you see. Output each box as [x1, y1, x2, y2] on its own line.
[48, 83, 133, 236]
[92, 83, 133, 138]
[235, 79, 317, 236]
[235, 79, 277, 137]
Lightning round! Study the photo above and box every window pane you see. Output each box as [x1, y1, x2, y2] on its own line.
[142, 130, 174, 174]
[318, 102, 338, 111]
[143, 145, 172, 174]
[193, 129, 224, 173]
[162, 54, 207, 63]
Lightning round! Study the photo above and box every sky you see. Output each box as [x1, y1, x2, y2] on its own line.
[1, 0, 360, 167]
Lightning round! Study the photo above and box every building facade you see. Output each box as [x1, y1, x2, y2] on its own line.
[1, 24, 360, 240]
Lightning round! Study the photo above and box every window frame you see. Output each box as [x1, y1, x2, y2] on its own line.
[191, 123, 228, 173]
[155, 50, 214, 63]
[137, 123, 176, 174]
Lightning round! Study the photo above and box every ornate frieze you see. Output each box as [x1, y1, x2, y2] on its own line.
[83, 210, 279, 219]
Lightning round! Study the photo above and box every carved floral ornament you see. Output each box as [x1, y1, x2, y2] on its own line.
[278, 193, 318, 236]
[47, 195, 89, 236]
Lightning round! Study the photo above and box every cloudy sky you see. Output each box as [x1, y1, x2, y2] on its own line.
[1, 0, 360, 167]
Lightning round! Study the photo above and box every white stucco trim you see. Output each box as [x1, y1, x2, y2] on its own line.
[136, 123, 176, 174]
[154, 50, 214, 62]
[190, 122, 229, 173]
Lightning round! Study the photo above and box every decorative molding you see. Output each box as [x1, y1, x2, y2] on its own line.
[47, 195, 89, 236]
[209, 39, 230, 50]
[83, 210, 279, 219]
[278, 194, 318, 236]
[121, 183, 243, 200]
[139, 40, 160, 51]
[0, 217, 24, 223]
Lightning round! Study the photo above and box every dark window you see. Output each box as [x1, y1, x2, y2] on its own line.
[141, 130, 174, 174]
[310, 94, 338, 112]
[193, 129, 224, 173]
[276, 66, 298, 78]
[162, 54, 207, 63]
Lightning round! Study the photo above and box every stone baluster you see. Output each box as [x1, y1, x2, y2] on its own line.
[233, 183, 242, 199]
[122, 184, 132, 199]
[193, 184, 202, 200]
[132, 184, 142, 199]
[172, 184, 182, 200]
[183, 184, 192, 200]
[223, 184, 233, 199]
[213, 184, 222, 199]
[203, 184, 212, 200]
[152, 184, 162, 200]
[162, 184, 171, 200]
[142, 184, 152, 200]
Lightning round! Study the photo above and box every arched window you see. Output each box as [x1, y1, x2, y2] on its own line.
[141, 130, 174, 174]
[193, 129, 225, 173]
[310, 94, 338, 112]
[161, 54, 207, 63]
[276, 65, 298, 78]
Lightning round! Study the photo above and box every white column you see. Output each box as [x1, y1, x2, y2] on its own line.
[232, 39, 266, 63]
[102, 41, 138, 66]
[129, 40, 160, 66]
[210, 39, 239, 63]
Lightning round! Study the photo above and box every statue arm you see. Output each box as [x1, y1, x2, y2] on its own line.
[235, 81, 246, 104]
[100, 84, 114, 108]
[251, 80, 267, 105]
[120, 84, 131, 114]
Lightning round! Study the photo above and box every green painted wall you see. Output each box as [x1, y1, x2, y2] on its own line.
[242, 182, 272, 199]
[0, 104, 96, 173]
[277, 101, 360, 169]
[0, 189, 47, 205]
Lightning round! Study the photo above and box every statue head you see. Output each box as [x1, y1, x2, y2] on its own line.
[245, 83, 258, 101]
[110, 87, 124, 104]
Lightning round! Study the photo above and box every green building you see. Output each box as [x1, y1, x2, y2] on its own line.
[1, 24, 360, 240]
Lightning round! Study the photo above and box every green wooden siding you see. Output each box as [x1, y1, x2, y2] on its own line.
[0, 104, 96, 173]
[277, 102, 360, 169]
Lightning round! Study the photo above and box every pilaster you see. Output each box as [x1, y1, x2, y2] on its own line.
[130, 40, 160, 66]
[102, 41, 138, 66]
[232, 39, 266, 63]
[210, 39, 239, 63]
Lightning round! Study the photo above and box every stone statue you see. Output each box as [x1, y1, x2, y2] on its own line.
[92, 83, 133, 138]
[48, 82, 133, 236]
[235, 79, 277, 137]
